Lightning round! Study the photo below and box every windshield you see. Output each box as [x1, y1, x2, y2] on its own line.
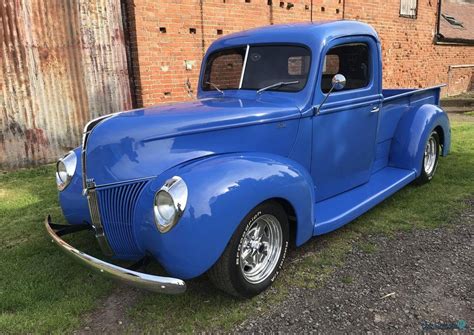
[202, 45, 311, 93]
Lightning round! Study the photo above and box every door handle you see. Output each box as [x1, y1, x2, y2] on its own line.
[371, 106, 380, 113]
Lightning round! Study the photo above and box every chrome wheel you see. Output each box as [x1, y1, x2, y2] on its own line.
[239, 214, 283, 284]
[424, 135, 437, 175]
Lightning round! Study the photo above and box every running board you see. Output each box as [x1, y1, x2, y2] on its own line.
[313, 167, 416, 235]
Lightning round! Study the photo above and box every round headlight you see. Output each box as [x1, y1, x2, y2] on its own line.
[56, 151, 77, 191]
[156, 191, 176, 222]
[153, 176, 188, 233]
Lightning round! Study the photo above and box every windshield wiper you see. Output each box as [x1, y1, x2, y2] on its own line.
[256, 80, 300, 94]
[205, 81, 224, 95]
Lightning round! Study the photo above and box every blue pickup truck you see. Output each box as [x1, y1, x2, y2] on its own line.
[47, 20, 450, 297]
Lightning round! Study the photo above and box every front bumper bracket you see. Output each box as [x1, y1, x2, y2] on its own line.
[45, 215, 186, 294]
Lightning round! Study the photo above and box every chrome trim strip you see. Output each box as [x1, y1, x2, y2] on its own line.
[86, 186, 114, 256]
[81, 131, 91, 191]
[82, 112, 121, 190]
[81, 113, 120, 255]
[45, 216, 187, 294]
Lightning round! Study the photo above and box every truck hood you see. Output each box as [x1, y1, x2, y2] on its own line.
[85, 97, 301, 186]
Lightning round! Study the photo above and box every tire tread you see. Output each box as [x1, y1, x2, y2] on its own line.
[208, 200, 288, 297]
[208, 231, 241, 297]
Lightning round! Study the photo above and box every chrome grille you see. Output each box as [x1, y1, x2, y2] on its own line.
[96, 181, 148, 259]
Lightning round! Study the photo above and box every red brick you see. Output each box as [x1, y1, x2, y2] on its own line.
[124, 0, 473, 107]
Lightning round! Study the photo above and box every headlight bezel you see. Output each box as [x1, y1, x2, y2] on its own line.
[56, 151, 77, 191]
[153, 176, 188, 233]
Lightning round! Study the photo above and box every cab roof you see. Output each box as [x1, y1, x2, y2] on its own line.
[207, 20, 379, 53]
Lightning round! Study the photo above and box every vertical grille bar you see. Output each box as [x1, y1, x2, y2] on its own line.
[96, 180, 148, 258]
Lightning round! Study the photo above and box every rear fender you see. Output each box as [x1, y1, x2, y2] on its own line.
[134, 153, 315, 279]
[389, 104, 451, 176]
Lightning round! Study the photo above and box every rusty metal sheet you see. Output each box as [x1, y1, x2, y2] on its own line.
[0, 0, 131, 169]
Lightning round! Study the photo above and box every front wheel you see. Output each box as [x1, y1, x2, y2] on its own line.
[415, 131, 440, 185]
[208, 201, 289, 298]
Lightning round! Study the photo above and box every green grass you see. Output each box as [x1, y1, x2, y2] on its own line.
[0, 167, 114, 333]
[358, 241, 377, 254]
[465, 111, 474, 117]
[1, 121, 473, 333]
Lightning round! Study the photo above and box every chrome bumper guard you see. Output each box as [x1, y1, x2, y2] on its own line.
[45, 215, 186, 294]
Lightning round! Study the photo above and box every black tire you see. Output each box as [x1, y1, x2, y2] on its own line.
[415, 131, 440, 185]
[208, 201, 289, 298]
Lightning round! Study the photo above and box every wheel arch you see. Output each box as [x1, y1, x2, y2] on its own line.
[135, 152, 315, 279]
[433, 125, 447, 155]
[271, 197, 297, 247]
[389, 104, 451, 176]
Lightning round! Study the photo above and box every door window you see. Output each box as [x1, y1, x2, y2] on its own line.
[321, 43, 370, 93]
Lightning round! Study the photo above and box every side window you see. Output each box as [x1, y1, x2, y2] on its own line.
[321, 43, 370, 93]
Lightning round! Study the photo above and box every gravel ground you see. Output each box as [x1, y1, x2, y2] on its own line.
[77, 198, 473, 334]
[235, 199, 473, 333]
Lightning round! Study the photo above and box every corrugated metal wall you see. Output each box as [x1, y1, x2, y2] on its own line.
[0, 0, 132, 169]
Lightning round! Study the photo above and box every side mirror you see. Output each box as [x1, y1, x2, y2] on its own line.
[331, 74, 346, 91]
[315, 73, 347, 115]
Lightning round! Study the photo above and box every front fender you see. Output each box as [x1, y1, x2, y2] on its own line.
[134, 153, 315, 279]
[389, 104, 451, 176]
[58, 147, 92, 225]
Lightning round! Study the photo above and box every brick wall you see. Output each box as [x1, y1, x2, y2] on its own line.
[124, 0, 473, 107]
[344, 0, 474, 96]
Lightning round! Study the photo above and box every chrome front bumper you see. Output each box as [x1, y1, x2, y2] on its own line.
[45, 215, 186, 294]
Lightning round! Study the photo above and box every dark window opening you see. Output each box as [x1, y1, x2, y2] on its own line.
[321, 43, 370, 93]
[203, 45, 311, 93]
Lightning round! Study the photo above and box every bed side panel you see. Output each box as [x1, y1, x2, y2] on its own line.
[373, 88, 441, 173]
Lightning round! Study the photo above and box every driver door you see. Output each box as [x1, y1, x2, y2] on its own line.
[311, 36, 381, 202]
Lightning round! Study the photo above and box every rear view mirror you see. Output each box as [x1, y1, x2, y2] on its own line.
[316, 73, 347, 115]
[331, 74, 346, 91]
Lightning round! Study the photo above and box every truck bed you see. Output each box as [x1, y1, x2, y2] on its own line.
[372, 85, 445, 173]
[382, 85, 444, 104]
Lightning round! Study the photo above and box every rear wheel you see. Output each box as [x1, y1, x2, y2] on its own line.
[208, 201, 289, 298]
[416, 131, 440, 184]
